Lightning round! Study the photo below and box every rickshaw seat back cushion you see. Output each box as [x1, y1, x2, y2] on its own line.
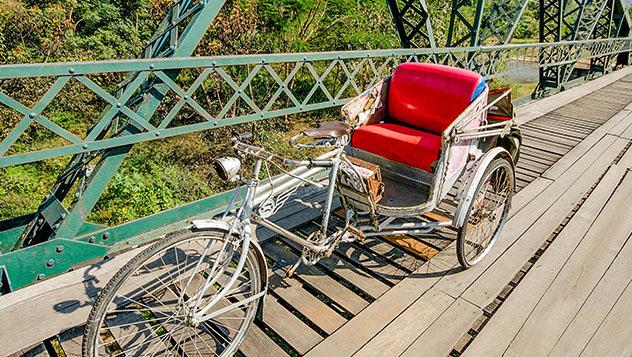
[351, 123, 442, 173]
[387, 62, 484, 135]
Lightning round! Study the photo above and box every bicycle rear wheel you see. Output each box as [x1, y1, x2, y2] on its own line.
[83, 229, 263, 356]
[457, 157, 514, 268]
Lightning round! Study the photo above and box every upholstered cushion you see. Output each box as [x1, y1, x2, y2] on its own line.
[387, 62, 484, 135]
[351, 123, 442, 173]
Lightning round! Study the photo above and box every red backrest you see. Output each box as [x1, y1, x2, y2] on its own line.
[387, 63, 484, 135]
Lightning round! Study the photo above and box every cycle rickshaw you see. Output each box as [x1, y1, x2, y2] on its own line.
[83, 62, 521, 356]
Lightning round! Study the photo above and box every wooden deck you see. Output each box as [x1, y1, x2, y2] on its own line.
[2, 67, 632, 356]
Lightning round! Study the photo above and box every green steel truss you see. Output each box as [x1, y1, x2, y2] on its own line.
[0, 0, 631, 294]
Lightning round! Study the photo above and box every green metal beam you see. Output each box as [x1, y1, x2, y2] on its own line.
[12, 0, 228, 250]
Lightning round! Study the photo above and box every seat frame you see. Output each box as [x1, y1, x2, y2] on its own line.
[341, 75, 514, 217]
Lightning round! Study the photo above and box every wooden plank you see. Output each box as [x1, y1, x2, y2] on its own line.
[543, 109, 632, 180]
[305, 154, 570, 357]
[462, 163, 630, 357]
[457, 135, 628, 307]
[379, 235, 440, 261]
[501, 172, 632, 356]
[579, 279, 632, 357]
[359, 237, 424, 272]
[267, 273, 347, 335]
[352, 290, 454, 357]
[58, 326, 84, 357]
[240, 325, 288, 357]
[549, 234, 632, 356]
[264, 242, 368, 315]
[400, 298, 481, 357]
[333, 242, 409, 284]
[281, 236, 390, 299]
[262, 296, 323, 355]
[7, 343, 49, 357]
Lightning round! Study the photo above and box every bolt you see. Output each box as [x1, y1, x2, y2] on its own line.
[89, 236, 96, 243]
[149, 64, 155, 70]
[183, 95, 189, 100]
[29, 112, 37, 119]
[155, 131, 161, 137]
[103, 232, 110, 240]
[56, 245, 64, 253]
[69, 68, 75, 74]
[82, 144, 88, 149]
[46, 259, 55, 268]
[116, 102, 122, 108]
[36, 273, 45, 281]
[213, 121, 218, 126]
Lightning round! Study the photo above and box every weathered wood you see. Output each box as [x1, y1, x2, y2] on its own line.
[267, 273, 347, 335]
[262, 296, 323, 355]
[240, 325, 288, 357]
[378, 234, 440, 261]
[549, 233, 632, 356]
[281, 235, 391, 299]
[58, 326, 84, 356]
[264, 242, 368, 315]
[352, 289, 454, 357]
[579, 278, 632, 357]
[457, 135, 628, 307]
[462, 163, 630, 357]
[502, 172, 632, 356]
[400, 298, 480, 357]
[334, 242, 409, 284]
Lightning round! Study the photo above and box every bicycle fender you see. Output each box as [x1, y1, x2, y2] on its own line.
[454, 147, 514, 228]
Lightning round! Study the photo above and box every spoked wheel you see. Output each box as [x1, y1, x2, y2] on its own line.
[83, 229, 264, 356]
[457, 157, 514, 268]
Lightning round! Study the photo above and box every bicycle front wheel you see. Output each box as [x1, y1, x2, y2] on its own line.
[83, 229, 263, 356]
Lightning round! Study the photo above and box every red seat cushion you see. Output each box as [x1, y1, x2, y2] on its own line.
[351, 123, 442, 173]
[387, 62, 483, 135]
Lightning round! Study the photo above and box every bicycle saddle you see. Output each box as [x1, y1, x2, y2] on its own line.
[301, 121, 351, 139]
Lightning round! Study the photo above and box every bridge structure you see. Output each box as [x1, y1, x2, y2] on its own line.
[1, 0, 632, 355]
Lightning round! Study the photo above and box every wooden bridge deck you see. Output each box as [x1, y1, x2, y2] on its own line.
[2, 67, 632, 357]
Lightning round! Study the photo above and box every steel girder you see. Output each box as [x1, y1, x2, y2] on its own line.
[11, 0, 227, 251]
[444, 0, 530, 47]
[537, 0, 631, 95]
[386, 0, 436, 48]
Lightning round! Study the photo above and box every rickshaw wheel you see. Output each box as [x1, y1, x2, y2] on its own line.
[457, 157, 514, 269]
[83, 229, 263, 357]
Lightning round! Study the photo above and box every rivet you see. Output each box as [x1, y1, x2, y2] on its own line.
[212, 61, 217, 67]
[213, 121, 218, 126]
[116, 102, 122, 108]
[29, 112, 37, 118]
[56, 245, 64, 253]
[89, 236, 96, 243]
[300, 107, 304, 111]
[183, 95, 189, 100]
[103, 232, 110, 240]
[82, 144, 88, 149]
[155, 131, 161, 137]
[337, 55, 341, 59]
[46, 259, 55, 268]
[61, 213, 67, 219]
[36, 273, 46, 281]
[53, 223, 60, 230]
[261, 59, 266, 64]
[260, 113, 264, 118]
[149, 64, 155, 70]
[68, 68, 75, 74]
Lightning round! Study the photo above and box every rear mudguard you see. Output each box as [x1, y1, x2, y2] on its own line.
[453, 147, 515, 228]
[191, 219, 269, 320]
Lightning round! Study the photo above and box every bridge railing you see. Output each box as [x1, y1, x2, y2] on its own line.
[2, 38, 631, 169]
[0, 37, 631, 292]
